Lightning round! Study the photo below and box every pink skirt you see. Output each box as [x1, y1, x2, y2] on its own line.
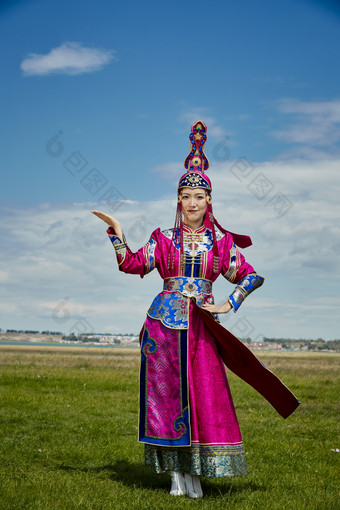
[141, 302, 247, 477]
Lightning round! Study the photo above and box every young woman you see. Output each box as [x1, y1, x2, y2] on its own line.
[92, 121, 299, 498]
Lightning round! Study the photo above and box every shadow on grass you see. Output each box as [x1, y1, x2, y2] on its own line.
[59, 459, 262, 497]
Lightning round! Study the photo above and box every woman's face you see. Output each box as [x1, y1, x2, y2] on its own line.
[180, 187, 208, 229]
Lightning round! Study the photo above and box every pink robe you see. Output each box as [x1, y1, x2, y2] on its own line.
[107, 224, 298, 477]
[107, 224, 258, 477]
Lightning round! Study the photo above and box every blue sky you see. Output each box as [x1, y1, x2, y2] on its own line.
[0, 0, 339, 339]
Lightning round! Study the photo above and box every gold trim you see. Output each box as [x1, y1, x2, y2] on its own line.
[182, 224, 206, 234]
[146, 312, 189, 330]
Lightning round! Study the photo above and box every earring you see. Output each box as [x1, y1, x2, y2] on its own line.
[206, 194, 212, 204]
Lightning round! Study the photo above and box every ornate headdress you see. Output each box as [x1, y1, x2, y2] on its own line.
[169, 121, 252, 275]
[179, 120, 211, 190]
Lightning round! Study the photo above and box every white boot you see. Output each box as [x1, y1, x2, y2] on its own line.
[169, 471, 187, 496]
[184, 473, 203, 499]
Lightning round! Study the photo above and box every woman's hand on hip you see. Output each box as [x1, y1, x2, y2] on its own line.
[201, 301, 232, 314]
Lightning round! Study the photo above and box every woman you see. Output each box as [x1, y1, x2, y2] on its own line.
[92, 121, 299, 498]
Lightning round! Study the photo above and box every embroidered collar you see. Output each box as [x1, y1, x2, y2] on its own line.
[182, 224, 206, 234]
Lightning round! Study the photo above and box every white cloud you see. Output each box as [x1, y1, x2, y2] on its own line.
[21, 42, 116, 76]
[1, 157, 339, 338]
[272, 98, 340, 149]
[0, 270, 9, 282]
[210, 157, 340, 276]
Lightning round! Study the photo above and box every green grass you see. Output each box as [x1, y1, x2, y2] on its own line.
[0, 348, 339, 509]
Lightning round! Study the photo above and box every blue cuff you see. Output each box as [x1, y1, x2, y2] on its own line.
[229, 273, 264, 312]
[107, 228, 127, 266]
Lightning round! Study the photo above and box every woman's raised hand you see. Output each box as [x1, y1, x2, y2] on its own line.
[91, 210, 123, 240]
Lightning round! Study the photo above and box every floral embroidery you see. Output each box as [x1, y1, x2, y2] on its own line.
[143, 237, 157, 273]
[144, 443, 248, 478]
[223, 243, 240, 283]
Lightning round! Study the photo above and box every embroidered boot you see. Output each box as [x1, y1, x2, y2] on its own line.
[169, 471, 187, 496]
[184, 473, 203, 499]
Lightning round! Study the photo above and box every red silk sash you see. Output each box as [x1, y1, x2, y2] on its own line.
[194, 303, 300, 419]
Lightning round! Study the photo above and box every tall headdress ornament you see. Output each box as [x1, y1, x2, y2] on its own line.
[178, 121, 211, 190]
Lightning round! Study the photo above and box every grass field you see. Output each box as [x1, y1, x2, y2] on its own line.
[0, 347, 339, 510]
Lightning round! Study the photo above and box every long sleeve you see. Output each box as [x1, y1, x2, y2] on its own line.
[221, 241, 264, 312]
[107, 227, 159, 278]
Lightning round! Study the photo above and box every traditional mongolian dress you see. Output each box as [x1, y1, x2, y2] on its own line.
[106, 120, 299, 479]
[107, 223, 265, 477]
